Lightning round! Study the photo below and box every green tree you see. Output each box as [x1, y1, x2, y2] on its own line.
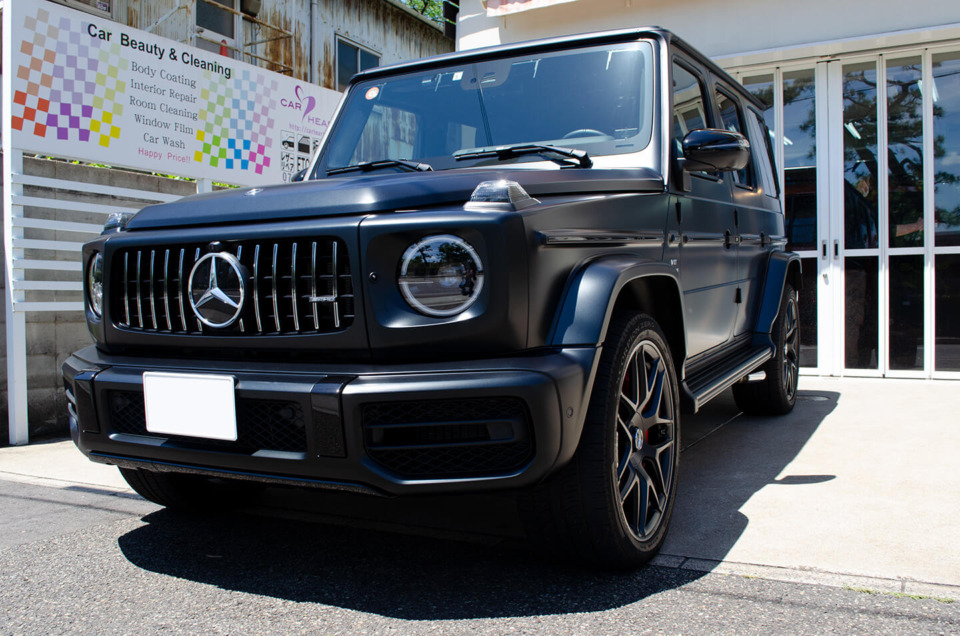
[395, 0, 446, 25]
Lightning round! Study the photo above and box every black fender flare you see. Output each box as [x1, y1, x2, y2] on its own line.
[548, 254, 687, 352]
[546, 255, 688, 468]
[754, 251, 802, 337]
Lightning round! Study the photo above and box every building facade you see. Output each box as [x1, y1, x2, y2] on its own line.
[52, 0, 453, 91]
[456, 0, 960, 379]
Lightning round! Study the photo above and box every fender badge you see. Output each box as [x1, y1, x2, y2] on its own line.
[245, 188, 263, 196]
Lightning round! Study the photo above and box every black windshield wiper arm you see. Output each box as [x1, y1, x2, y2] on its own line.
[454, 144, 592, 168]
[327, 159, 433, 176]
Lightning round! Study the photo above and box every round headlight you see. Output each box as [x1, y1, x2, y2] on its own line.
[398, 235, 484, 317]
[87, 252, 104, 318]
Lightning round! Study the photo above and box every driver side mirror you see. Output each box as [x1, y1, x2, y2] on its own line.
[681, 129, 750, 173]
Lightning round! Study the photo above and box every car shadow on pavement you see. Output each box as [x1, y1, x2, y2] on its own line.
[117, 387, 839, 620]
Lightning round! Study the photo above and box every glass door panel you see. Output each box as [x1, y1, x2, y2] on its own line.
[936, 255, 960, 371]
[933, 52, 960, 248]
[841, 61, 881, 372]
[886, 57, 925, 248]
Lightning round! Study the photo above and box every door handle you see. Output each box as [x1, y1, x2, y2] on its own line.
[834, 238, 839, 260]
[724, 230, 738, 249]
[821, 240, 827, 260]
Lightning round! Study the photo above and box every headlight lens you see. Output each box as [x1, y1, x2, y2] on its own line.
[87, 252, 104, 318]
[398, 235, 484, 317]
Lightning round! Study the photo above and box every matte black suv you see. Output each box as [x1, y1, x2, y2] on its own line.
[64, 28, 801, 567]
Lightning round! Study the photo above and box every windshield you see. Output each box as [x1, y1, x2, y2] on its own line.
[314, 41, 655, 176]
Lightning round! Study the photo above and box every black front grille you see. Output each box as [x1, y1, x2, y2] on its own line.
[108, 390, 307, 454]
[112, 238, 354, 336]
[362, 398, 533, 479]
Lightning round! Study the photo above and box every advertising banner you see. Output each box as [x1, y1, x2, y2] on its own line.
[485, 0, 578, 16]
[9, 0, 342, 185]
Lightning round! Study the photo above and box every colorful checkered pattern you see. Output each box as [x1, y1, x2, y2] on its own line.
[195, 69, 277, 174]
[11, 7, 127, 147]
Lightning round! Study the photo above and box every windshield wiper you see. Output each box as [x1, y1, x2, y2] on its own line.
[454, 144, 592, 168]
[327, 159, 433, 176]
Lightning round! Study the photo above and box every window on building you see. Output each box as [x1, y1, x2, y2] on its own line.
[196, 0, 238, 58]
[337, 38, 380, 92]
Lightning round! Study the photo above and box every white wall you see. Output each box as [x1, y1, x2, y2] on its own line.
[458, 0, 960, 59]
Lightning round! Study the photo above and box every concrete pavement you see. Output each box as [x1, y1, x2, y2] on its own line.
[1, 376, 957, 600]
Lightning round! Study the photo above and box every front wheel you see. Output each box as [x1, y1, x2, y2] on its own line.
[523, 312, 679, 569]
[119, 467, 257, 510]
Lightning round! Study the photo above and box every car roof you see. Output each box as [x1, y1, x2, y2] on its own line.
[350, 27, 766, 110]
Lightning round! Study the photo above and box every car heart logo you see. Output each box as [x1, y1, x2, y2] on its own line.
[295, 85, 316, 122]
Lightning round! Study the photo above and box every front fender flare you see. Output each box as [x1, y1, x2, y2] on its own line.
[548, 255, 685, 348]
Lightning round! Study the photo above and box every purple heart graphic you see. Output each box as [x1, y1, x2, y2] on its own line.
[295, 85, 316, 122]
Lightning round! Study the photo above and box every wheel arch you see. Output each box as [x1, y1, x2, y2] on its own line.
[548, 255, 687, 369]
[755, 251, 802, 337]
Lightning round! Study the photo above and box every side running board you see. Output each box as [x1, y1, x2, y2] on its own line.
[681, 345, 773, 413]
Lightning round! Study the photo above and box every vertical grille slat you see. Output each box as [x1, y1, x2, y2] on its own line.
[253, 244, 263, 333]
[123, 252, 130, 326]
[135, 251, 143, 328]
[177, 249, 187, 332]
[291, 242, 300, 332]
[331, 241, 341, 329]
[271, 243, 281, 333]
[310, 242, 319, 330]
[148, 250, 157, 330]
[113, 237, 352, 336]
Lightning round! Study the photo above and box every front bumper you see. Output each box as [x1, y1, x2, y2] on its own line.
[63, 345, 598, 496]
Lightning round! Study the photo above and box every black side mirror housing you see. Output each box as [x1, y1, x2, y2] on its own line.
[681, 129, 751, 173]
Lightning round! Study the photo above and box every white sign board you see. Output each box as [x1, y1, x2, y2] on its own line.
[9, 0, 342, 185]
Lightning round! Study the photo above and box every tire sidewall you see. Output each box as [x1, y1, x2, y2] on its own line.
[594, 314, 680, 557]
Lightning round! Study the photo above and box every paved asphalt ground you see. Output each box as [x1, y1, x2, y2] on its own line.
[1, 377, 959, 634]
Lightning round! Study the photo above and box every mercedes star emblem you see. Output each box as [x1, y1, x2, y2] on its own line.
[188, 252, 246, 328]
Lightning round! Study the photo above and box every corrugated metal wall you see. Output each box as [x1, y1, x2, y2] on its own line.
[110, 0, 452, 86]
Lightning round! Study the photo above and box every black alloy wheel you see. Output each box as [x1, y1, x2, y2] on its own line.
[781, 290, 800, 403]
[615, 338, 677, 543]
[733, 282, 800, 415]
[521, 312, 680, 569]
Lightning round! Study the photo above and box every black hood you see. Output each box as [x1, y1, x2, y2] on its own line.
[126, 167, 664, 230]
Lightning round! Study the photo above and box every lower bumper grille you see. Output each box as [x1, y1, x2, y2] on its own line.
[362, 398, 533, 479]
[108, 390, 307, 454]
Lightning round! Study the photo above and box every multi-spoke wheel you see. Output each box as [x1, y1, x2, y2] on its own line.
[733, 282, 800, 415]
[615, 339, 677, 543]
[521, 312, 679, 569]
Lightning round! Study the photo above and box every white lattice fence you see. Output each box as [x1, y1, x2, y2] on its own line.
[3, 149, 194, 444]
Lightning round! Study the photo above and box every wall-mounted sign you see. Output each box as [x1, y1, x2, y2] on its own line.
[485, 0, 578, 16]
[9, 0, 342, 185]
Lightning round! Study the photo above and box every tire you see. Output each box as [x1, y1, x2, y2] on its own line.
[522, 312, 680, 569]
[119, 467, 254, 510]
[733, 282, 799, 416]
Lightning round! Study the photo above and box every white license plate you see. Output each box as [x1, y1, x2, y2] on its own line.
[143, 372, 237, 441]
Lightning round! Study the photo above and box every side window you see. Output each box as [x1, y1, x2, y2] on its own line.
[672, 61, 714, 178]
[715, 89, 756, 188]
[747, 107, 780, 197]
[672, 62, 709, 144]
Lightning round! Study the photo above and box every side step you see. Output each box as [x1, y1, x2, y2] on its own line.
[682, 344, 773, 413]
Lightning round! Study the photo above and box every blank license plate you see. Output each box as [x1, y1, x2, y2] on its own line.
[143, 372, 237, 441]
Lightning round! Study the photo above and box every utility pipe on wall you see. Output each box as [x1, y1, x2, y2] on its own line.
[310, 0, 320, 84]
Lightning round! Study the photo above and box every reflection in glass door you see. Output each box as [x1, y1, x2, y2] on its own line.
[742, 68, 823, 372]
